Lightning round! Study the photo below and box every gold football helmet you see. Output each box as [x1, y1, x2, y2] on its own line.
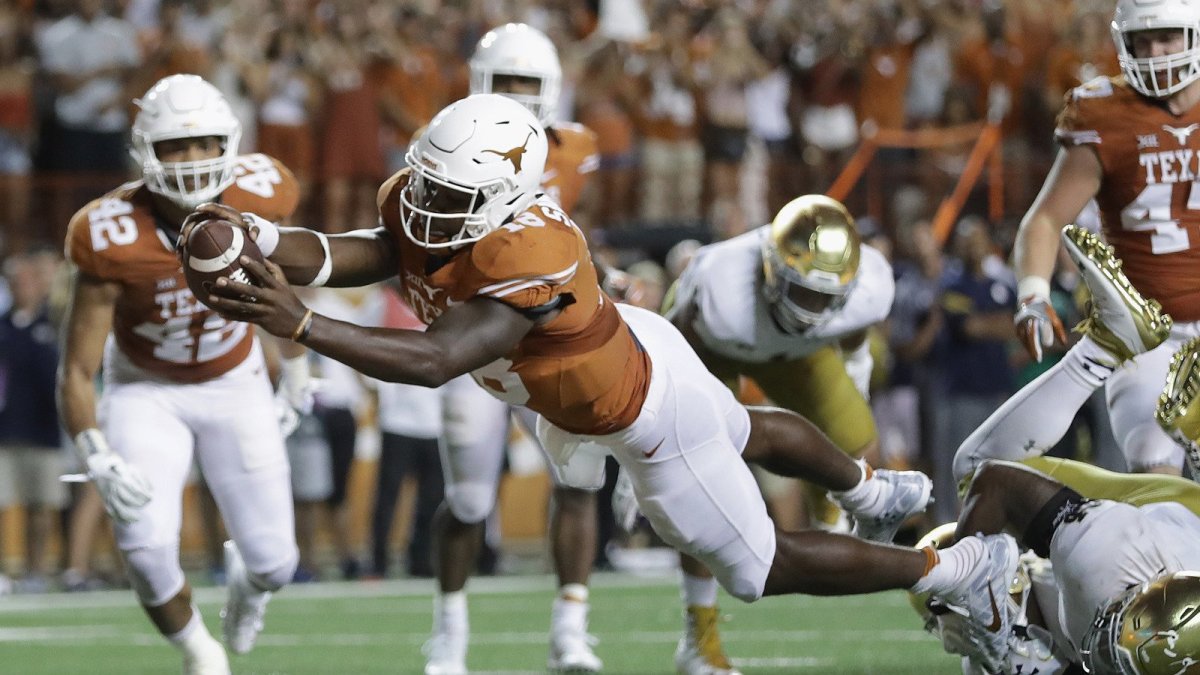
[1081, 571, 1200, 674]
[761, 195, 861, 333]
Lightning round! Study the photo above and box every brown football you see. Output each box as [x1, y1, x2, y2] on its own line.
[181, 217, 264, 304]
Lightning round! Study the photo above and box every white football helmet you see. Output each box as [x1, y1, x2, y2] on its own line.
[130, 74, 242, 209]
[469, 23, 562, 126]
[401, 94, 548, 249]
[1111, 0, 1200, 98]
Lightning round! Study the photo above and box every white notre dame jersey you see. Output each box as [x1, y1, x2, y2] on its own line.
[674, 226, 894, 363]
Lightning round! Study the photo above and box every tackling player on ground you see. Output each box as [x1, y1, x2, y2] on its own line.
[913, 338, 1200, 673]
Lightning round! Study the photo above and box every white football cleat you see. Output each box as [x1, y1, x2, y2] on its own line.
[840, 469, 934, 543]
[548, 623, 603, 673]
[220, 541, 271, 655]
[675, 606, 741, 675]
[938, 533, 1021, 673]
[423, 628, 467, 675]
[1061, 224, 1171, 363]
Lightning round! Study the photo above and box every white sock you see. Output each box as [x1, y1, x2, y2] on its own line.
[679, 572, 719, 608]
[1064, 337, 1119, 388]
[829, 460, 884, 513]
[434, 590, 468, 633]
[552, 584, 590, 630]
[167, 605, 222, 656]
[910, 536, 985, 596]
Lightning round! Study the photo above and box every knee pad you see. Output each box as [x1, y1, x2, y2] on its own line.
[715, 564, 766, 604]
[444, 482, 497, 524]
[1122, 422, 1183, 472]
[123, 544, 185, 606]
[244, 545, 299, 592]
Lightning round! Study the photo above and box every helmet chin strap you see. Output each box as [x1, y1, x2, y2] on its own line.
[768, 300, 819, 336]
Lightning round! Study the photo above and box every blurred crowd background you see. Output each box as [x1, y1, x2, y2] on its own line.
[0, 0, 1128, 592]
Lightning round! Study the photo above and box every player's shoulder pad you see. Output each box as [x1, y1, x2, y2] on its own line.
[469, 203, 580, 285]
[226, 153, 300, 222]
[552, 121, 599, 143]
[376, 168, 410, 229]
[64, 183, 146, 276]
[855, 244, 896, 319]
[1069, 75, 1118, 102]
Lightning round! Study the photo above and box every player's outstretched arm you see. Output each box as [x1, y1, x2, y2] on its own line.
[206, 256, 537, 388]
[183, 202, 397, 288]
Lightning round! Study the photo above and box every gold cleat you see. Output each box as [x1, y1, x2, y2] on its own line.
[1157, 336, 1200, 475]
[1060, 225, 1172, 363]
[675, 606, 742, 675]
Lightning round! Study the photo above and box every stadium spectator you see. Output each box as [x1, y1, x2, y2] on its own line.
[304, 287, 370, 580]
[0, 248, 66, 593]
[255, 27, 320, 206]
[931, 217, 1017, 521]
[0, 5, 32, 251]
[34, 0, 139, 173]
[632, 4, 703, 225]
[309, 9, 385, 233]
[691, 8, 767, 238]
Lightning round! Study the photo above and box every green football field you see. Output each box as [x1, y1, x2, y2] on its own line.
[0, 571, 960, 674]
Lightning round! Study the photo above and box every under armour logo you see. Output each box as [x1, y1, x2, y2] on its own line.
[481, 131, 534, 173]
[1081, 356, 1115, 381]
[1052, 498, 1098, 529]
[1163, 123, 1200, 145]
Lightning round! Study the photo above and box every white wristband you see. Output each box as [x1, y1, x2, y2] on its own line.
[280, 353, 310, 385]
[74, 428, 110, 463]
[243, 212, 280, 257]
[1017, 276, 1051, 301]
[306, 231, 333, 287]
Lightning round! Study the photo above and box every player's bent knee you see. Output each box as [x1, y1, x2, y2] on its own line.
[247, 547, 299, 592]
[1123, 424, 1183, 473]
[952, 434, 987, 485]
[445, 483, 497, 524]
[719, 569, 766, 603]
[123, 544, 186, 606]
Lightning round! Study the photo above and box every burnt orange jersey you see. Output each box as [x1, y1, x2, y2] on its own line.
[544, 122, 599, 214]
[377, 170, 649, 435]
[1057, 77, 1200, 321]
[65, 154, 300, 383]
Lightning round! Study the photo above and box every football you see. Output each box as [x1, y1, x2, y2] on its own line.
[180, 217, 264, 304]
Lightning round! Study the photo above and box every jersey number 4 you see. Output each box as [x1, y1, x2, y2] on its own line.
[1120, 182, 1200, 254]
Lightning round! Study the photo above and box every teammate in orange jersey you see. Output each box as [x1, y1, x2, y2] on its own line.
[957, 0, 1200, 480]
[404, 23, 607, 674]
[57, 75, 304, 675]
[197, 93, 1020, 674]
